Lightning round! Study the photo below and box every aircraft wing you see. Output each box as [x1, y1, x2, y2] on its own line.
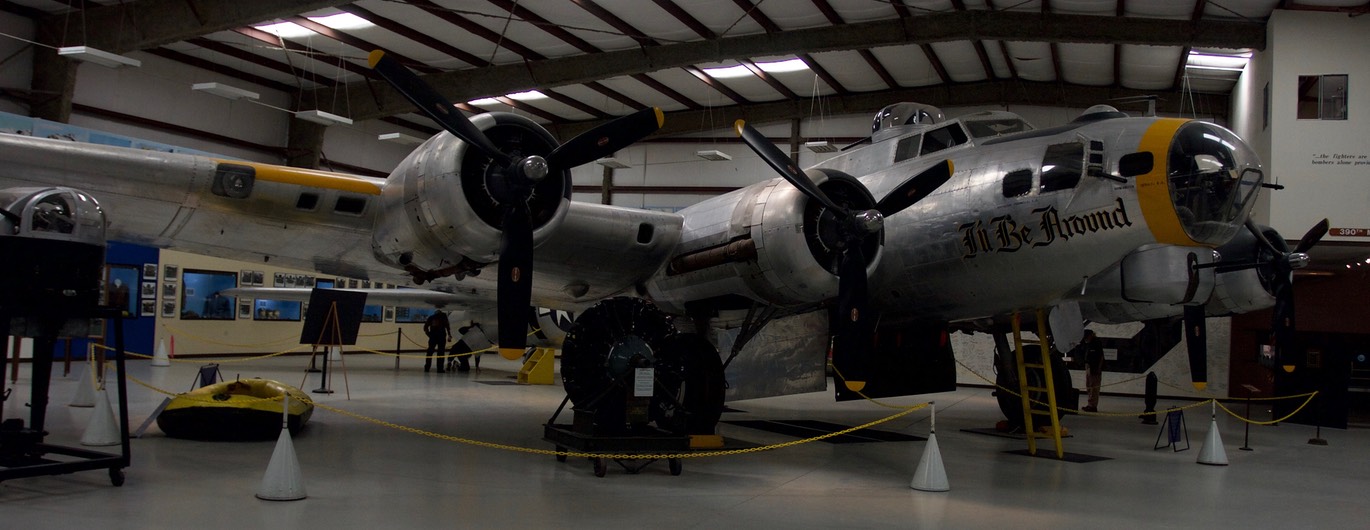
[0, 132, 683, 312]
[221, 287, 485, 309]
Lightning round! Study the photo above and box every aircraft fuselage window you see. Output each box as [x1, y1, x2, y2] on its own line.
[296, 193, 320, 211]
[1002, 169, 1034, 198]
[334, 196, 367, 215]
[1039, 142, 1084, 193]
[965, 118, 1032, 139]
[894, 134, 922, 163]
[919, 125, 968, 156]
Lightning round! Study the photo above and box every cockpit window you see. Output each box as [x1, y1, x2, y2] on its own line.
[894, 134, 921, 163]
[1002, 169, 1034, 198]
[30, 195, 75, 234]
[1168, 123, 1263, 245]
[920, 125, 968, 156]
[1040, 143, 1084, 193]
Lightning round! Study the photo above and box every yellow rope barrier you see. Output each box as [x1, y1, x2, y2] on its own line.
[124, 372, 929, 460]
[161, 323, 299, 348]
[952, 357, 1320, 423]
[102, 343, 307, 363]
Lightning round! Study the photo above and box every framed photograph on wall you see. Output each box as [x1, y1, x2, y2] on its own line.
[252, 271, 264, 286]
[162, 283, 176, 298]
[384, 307, 394, 322]
[163, 264, 178, 281]
[241, 270, 253, 285]
[160, 300, 176, 318]
[274, 273, 284, 287]
[239, 299, 252, 318]
[141, 299, 156, 317]
[142, 263, 158, 279]
[140, 281, 156, 299]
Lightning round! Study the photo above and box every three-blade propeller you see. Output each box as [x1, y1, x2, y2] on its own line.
[369, 50, 664, 359]
[734, 120, 953, 392]
[1186, 218, 1328, 388]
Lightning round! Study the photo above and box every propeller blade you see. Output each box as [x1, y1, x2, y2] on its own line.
[832, 245, 872, 392]
[735, 120, 846, 214]
[875, 160, 954, 217]
[547, 108, 664, 170]
[1244, 219, 1282, 255]
[368, 50, 510, 166]
[496, 204, 534, 360]
[1294, 218, 1330, 254]
[1183, 305, 1208, 390]
[1270, 265, 1297, 372]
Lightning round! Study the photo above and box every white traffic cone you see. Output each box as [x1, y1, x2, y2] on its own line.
[328, 346, 341, 361]
[256, 395, 306, 501]
[1198, 401, 1229, 466]
[151, 339, 170, 367]
[80, 384, 121, 446]
[911, 402, 950, 492]
[69, 364, 97, 408]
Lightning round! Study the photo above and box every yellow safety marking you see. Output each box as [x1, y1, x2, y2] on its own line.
[367, 49, 386, 68]
[652, 107, 665, 128]
[498, 348, 524, 360]
[211, 159, 383, 196]
[1133, 118, 1202, 247]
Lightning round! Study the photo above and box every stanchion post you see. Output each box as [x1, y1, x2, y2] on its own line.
[1240, 384, 1258, 451]
[394, 328, 401, 372]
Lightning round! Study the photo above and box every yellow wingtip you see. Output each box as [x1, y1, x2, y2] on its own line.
[367, 50, 385, 68]
[844, 380, 867, 392]
[499, 348, 524, 361]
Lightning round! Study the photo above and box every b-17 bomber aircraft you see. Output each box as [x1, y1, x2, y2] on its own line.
[0, 49, 1326, 438]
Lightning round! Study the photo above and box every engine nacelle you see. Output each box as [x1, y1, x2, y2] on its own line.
[371, 113, 570, 279]
[647, 170, 879, 314]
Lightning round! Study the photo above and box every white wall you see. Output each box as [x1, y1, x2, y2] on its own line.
[1266, 10, 1370, 240]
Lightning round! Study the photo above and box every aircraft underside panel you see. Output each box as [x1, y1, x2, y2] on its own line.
[833, 320, 958, 401]
[714, 311, 829, 402]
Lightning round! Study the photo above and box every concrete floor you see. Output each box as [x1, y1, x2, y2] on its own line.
[2, 353, 1365, 529]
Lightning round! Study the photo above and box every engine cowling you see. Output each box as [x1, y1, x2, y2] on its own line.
[647, 170, 880, 314]
[370, 113, 570, 279]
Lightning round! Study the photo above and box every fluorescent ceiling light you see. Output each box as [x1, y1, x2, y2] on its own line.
[596, 157, 630, 169]
[57, 46, 140, 68]
[255, 21, 314, 38]
[307, 12, 373, 30]
[696, 150, 732, 161]
[192, 82, 259, 101]
[1187, 52, 1249, 70]
[378, 132, 426, 145]
[506, 90, 547, 101]
[295, 109, 353, 126]
[805, 141, 839, 153]
[703, 58, 809, 79]
[468, 91, 546, 106]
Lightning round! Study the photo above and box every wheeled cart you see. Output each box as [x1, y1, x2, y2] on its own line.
[0, 309, 131, 486]
[544, 419, 690, 478]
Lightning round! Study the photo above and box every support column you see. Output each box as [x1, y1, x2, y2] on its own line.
[285, 119, 326, 168]
[29, 46, 78, 123]
[600, 164, 614, 205]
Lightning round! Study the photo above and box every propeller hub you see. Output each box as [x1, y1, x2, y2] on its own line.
[518, 155, 549, 183]
[1287, 252, 1311, 270]
[852, 209, 884, 234]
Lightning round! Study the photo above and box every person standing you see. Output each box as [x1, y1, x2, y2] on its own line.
[423, 311, 451, 373]
[1077, 330, 1105, 412]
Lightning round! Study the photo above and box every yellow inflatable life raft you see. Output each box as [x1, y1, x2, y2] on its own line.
[157, 378, 313, 441]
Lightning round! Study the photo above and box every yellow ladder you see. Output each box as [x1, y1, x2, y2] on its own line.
[1011, 309, 1064, 458]
[518, 347, 555, 385]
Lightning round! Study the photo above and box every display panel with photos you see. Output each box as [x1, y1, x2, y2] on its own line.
[254, 299, 302, 321]
[180, 269, 237, 320]
[395, 306, 437, 323]
[106, 265, 138, 317]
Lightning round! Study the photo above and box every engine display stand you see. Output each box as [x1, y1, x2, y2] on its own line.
[543, 397, 689, 478]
